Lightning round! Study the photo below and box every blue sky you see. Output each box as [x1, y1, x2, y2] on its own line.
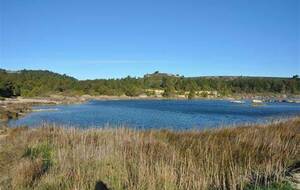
[0, 0, 299, 79]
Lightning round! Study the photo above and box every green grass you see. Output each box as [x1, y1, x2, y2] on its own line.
[244, 182, 294, 190]
[23, 142, 54, 172]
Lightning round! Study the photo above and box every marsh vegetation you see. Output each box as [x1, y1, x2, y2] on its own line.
[0, 118, 299, 189]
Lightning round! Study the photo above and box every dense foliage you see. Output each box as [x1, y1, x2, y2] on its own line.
[0, 69, 77, 97]
[0, 69, 299, 97]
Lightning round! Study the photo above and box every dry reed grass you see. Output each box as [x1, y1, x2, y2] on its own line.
[0, 118, 299, 190]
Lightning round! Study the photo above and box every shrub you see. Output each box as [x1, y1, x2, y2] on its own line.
[188, 89, 196, 99]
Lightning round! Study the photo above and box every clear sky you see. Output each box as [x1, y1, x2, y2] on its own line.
[0, 0, 299, 79]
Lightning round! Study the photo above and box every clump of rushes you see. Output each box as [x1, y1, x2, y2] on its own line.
[7, 142, 55, 189]
[23, 142, 54, 172]
[244, 181, 294, 190]
[0, 118, 299, 190]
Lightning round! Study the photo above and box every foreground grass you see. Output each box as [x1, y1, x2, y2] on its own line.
[0, 118, 299, 190]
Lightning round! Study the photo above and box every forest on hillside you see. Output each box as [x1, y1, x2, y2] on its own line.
[0, 69, 299, 98]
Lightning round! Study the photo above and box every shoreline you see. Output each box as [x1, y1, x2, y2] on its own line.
[0, 95, 226, 123]
[1, 94, 300, 124]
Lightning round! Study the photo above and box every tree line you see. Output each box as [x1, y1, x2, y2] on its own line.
[0, 69, 299, 98]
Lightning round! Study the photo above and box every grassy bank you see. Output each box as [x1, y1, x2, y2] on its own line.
[0, 119, 299, 190]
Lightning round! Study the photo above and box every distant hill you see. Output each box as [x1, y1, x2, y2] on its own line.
[0, 69, 77, 97]
[144, 71, 179, 78]
[0, 68, 299, 98]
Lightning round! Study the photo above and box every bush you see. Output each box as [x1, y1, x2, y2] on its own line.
[188, 89, 196, 99]
[145, 90, 155, 96]
[200, 91, 208, 97]
[124, 86, 142, 97]
[162, 87, 175, 97]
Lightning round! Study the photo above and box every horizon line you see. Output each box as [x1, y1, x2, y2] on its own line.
[1, 67, 298, 81]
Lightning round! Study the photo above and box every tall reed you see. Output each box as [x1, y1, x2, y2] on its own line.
[0, 118, 299, 189]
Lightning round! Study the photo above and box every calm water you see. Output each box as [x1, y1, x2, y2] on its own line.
[8, 100, 300, 129]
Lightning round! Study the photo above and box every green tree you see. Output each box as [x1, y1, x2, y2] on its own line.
[0, 68, 300, 98]
[188, 89, 196, 99]
[0, 81, 14, 97]
[124, 86, 141, 97]
[161, 77, 176, 97]
[162, 87, 175, 97]
[200, 91, 208, 98]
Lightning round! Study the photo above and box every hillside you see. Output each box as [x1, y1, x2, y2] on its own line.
[0, 69, 299, 98]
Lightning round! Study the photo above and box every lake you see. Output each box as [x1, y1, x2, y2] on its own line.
[8, 99, 300, 130]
